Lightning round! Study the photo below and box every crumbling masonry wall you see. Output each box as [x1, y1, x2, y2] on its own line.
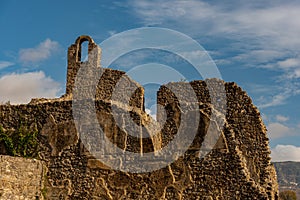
[0, 155, 45, 199]
[0, 36, 279, 199]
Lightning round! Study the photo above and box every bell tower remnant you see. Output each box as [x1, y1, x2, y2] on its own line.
[66, 35, 101, 96]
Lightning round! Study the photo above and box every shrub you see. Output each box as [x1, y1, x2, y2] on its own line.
[0, 123, 38, 158]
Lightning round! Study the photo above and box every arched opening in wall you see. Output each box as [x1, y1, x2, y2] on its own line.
[80, 41, 89, 62]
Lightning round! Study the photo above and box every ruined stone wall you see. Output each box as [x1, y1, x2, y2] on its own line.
[0, 35, 279, 199]
[156, 80, 278, 199]
[64, 35, 144, 111]
[0, 79, 278, 199]
[0, 155, 45, 199]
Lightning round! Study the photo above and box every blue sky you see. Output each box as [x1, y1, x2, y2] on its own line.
[0, 0, 300, 162]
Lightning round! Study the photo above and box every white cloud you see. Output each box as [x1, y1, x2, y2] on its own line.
[271, 145, 300, 162]
[130, 0, 300, 69]
[19, 39, 60, 64]
[267, 122, 291, 139]
[232, 50, 286, 66]
[275, 115, 289, 122]
[129, 0, 300, 109]
[130, 0, 213, 26]
[249, 83, 278, 94]
[255, 80, 300, 109]
[278, 58, 300, 69]
[287, 68, 300, 79]
[108, 30, 117, 36]
[145, 108, 156, 120]
[261, 56, 300, 79]
[130, 0, 300, 48]
[259, 92, 289, 108]
[0, 61, 14, 69]
[0, 71, 61, 104]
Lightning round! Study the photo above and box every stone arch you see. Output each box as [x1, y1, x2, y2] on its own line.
[75, 35, 95, 62]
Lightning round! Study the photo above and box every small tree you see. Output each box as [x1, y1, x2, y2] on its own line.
[279, 190, 297, 200]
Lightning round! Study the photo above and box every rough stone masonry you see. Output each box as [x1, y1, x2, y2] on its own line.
[0, 35, 279, 199]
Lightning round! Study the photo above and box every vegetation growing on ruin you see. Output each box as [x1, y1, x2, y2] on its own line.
[0, 123, 38, 158]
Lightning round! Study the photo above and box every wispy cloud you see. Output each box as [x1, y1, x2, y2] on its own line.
[108, 30, 117, 36]
[0, 71, 61, 104]
[248, 82, 291, 108]
[271, 145, 300, 162]
[267, 122, 291, 139]
[130, 0, 300, 43]
[19, 39, 60, 65]
[275, 115, 289, 122]
[277, 58, 300, 69]
[0, 61, 14, 70]
[130, 0, 300, 61]
[259, 91, 290, 108]
[232, 50, 286, 67]
[266, 114, 299, 142]
[261, 56, 300, 79]
[248, 83, 278, 95]
[130, 0, 300, 108]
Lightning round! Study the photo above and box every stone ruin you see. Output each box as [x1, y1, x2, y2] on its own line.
[0, 35, 279, 199]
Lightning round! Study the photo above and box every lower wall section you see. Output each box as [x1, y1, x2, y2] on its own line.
[0, 155, 45, 199]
